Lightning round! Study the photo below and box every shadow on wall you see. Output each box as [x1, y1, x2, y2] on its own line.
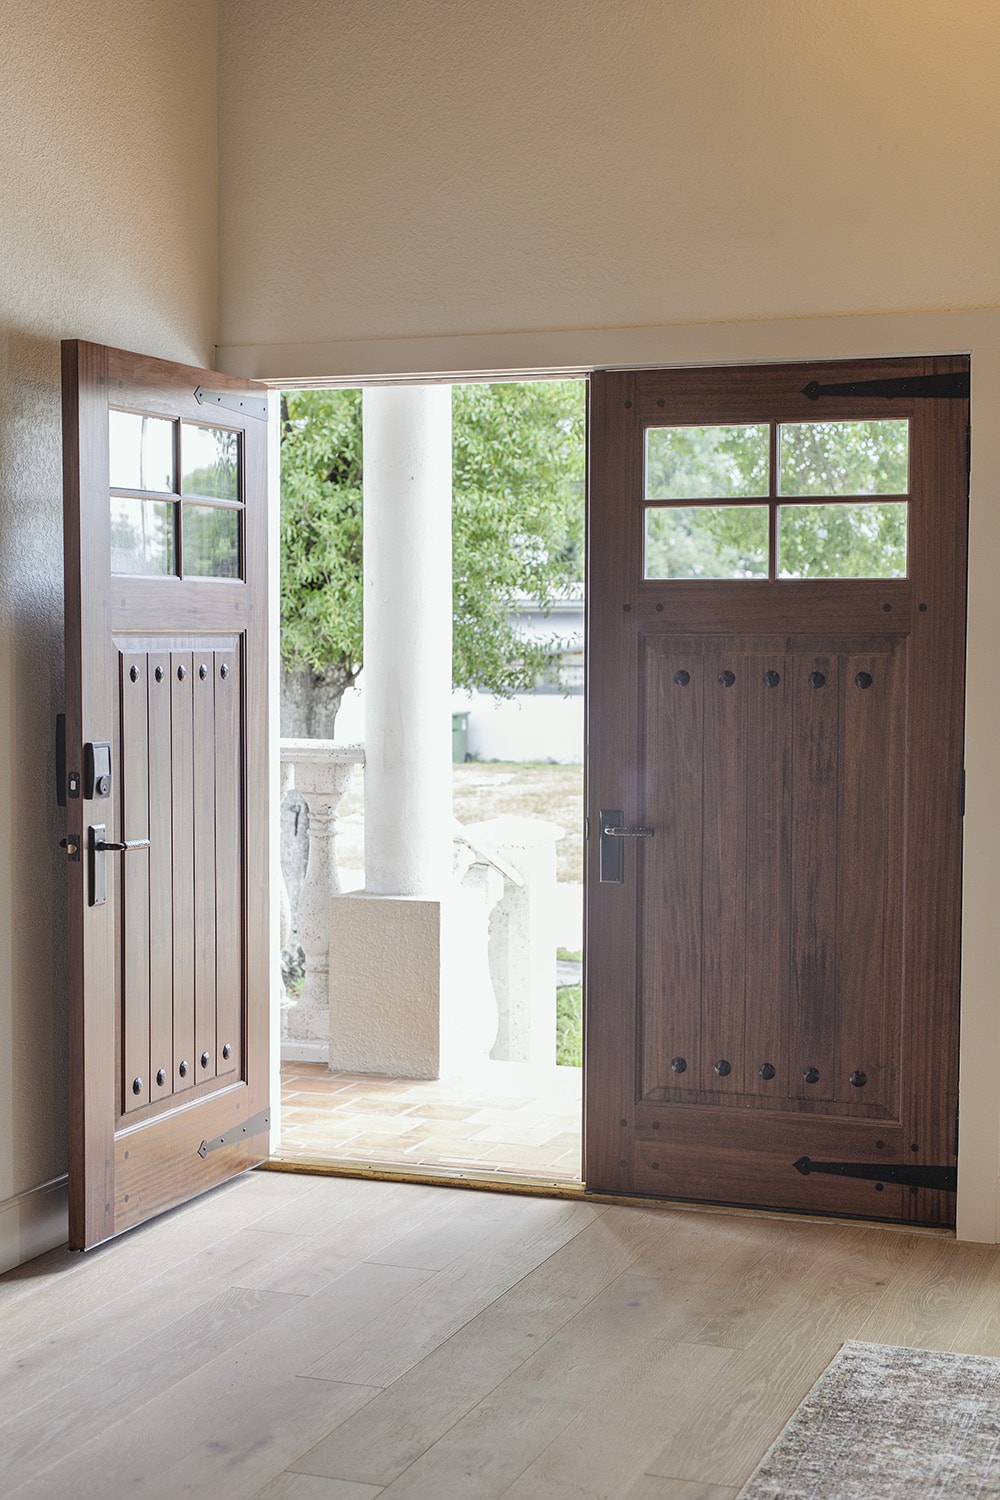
[0, 328, 69, 1198]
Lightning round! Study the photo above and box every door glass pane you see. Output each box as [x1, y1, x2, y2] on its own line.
[110, 496, 175, 575]
[778, 502, 907, 578]
[182, 503, 240, 577]
[109, 411, 175, 493]
[645, 505, 769, 579]
[181, 425, 239, 500]
[778, 420, 908, 496]
[646, 425, 769, 500]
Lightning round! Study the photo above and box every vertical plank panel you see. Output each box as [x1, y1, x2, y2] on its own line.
[744, 652, 791, 1101]
[699, 646, 748, 1095]
[640, 640, 703, 1098]
[147, 651, 173, 1102]
[192, 653, 218, 1081]
[171, 650, 195, 1092]
[788, 652, 839, 1102]
[835, 649, 899, 1112]
[214, 648, 242, 1077]
[120, 653, 150, 1111]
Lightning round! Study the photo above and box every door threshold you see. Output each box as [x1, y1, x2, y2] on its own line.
[259, 1154, 953, 1234]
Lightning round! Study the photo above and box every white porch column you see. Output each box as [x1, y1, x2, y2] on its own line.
[363, 384, 453, 895]
[328, 385, 454, 1078]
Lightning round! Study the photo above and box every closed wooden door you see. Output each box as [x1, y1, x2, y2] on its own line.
[585, 357, 968, 1226]
[62, 342, 271, 1250]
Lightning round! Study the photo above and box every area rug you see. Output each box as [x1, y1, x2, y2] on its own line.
[737, 1341, 1000, 1498]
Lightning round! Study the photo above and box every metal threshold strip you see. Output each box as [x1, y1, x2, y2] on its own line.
[258, 1155, 952, 1233]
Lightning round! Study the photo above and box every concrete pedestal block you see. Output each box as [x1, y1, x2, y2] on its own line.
[328, 882, 507, 1079]
[328, 892, 443, 1078]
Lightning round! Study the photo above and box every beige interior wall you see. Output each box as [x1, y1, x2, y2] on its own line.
[0, 0, 219, 1262]
[217, 0, 999, 352]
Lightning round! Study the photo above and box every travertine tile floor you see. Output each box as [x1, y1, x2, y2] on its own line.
[278, 1060, 583, 1182]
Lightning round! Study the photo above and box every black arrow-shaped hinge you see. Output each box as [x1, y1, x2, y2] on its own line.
[802, 373, 970, 402]
[793, 1156, 957, 1192]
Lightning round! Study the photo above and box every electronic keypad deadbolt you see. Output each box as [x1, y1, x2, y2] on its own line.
[83, 742, 112, 799]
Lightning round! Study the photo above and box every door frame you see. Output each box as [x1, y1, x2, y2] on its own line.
[239, 307, 1000, 1242]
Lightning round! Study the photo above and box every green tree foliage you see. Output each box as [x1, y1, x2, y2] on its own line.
[279, 382, 585, 721]
[280, 390, 365, 709]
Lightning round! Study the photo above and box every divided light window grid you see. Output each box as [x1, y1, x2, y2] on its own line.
[109, 410, 243, 580]
[643, 420, 909, 581]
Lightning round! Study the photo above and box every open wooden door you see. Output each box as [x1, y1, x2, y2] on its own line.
[585, 356, 968, 1226]
[61, 342, 271, 1250]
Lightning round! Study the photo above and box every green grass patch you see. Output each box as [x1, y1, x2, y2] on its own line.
[557, 946, 583, 963]
[556, 983, 582, 1068]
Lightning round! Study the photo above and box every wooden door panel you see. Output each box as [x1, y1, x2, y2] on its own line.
[586, 356, 967, 1225]
[63, 341, 270, 1250]
[170, 649, 197, 1094]
[120, 652, 151, 1114]
[147, 649, 174, 1105]
[215, 647, 243, 1081]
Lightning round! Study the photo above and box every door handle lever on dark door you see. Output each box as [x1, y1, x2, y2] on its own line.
[88, 824, 150, 907]
[598, 809, 654, 883]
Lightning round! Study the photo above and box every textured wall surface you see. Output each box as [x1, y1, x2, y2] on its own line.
[0, 0, 218, 1207]
[217, 0, 1000, 350]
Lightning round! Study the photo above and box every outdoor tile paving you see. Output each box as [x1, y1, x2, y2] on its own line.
[278, 1059, 583, 1182]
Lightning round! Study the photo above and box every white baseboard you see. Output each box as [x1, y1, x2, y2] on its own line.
[0, 1176, 69, 1274]
[280, 1040, 329, 1064]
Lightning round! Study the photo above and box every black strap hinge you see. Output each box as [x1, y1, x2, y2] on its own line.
[198, 1108, 270, 1158]
[802, 373, 970, 402]
[793, 1156, 956, 1192]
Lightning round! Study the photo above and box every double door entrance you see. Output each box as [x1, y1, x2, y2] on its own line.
[63, 348, 968, 1247]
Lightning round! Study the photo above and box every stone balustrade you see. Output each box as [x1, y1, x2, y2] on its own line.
[279, 739, 365, 1059]
[279, 740, 564, 1074]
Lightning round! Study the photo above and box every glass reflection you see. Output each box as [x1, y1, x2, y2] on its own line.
[182, 503, 240, 577]
[182, 425, 239, 500]
[644, 506, 769, 579]
[110, 497, 175, 575]
[646, 425, 769, 500]
[109, 411, 175, 493]
[778, 502, 907, 578]
[778, 420, 908, 496]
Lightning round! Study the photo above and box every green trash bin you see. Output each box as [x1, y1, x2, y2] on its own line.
[452, 711, 470, 763]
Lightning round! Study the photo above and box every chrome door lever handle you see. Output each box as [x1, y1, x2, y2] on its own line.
[599, 809, 653, 883]
[94, 838, 151, 853]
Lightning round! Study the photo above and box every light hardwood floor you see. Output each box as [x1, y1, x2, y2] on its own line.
[1, 1170, 998, 1499]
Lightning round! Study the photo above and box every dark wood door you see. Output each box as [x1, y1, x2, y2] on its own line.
[62, 342, 271, 1250]
[585, 357, 968, 1226]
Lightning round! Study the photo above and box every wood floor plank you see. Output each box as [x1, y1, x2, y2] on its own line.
[0, 1286, 304, 1492]
[94, 1376, 380, 1500]
[366, 1269, 733, 1499]
[853, 1233, 1000, 1352]
[289, 1212, 640, 1489]
[305, 1199, 600, 1388]
[3, 1261, 430, 1500]
[621, 1482, 739, 1500]
[643, 1225, 926, 1490]
[499, 1341, 735, 1500]
[253, 1476, 384, 1500]
[0, 1225, 313, 1420]
[6, 1172, 999, 1500]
